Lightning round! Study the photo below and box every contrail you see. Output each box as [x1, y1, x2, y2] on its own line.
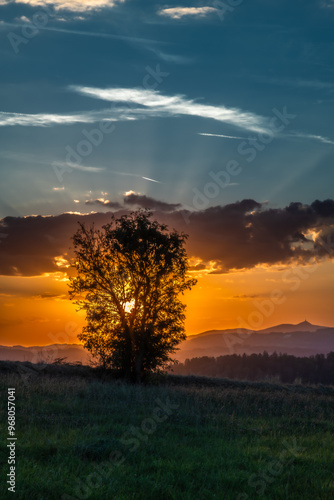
[108, 170, 161, 183]
[142, 176, 161, 184]
[198, 132, 246, 140]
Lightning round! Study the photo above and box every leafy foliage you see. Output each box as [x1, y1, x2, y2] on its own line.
[69, 210, 196, 381]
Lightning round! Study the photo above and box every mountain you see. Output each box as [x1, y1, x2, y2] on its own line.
[188, 321, 327, 338]
[1, 322, 333, 364]
[174, 321, 334, 362]
[258, 320, 327, 334]
[0, 344, 90, 364]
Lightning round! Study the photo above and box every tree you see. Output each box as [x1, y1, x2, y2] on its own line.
[69, 210, 197, 382]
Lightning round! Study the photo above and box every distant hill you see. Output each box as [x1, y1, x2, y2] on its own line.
[1, 321, 333, 364]
[258, 320, 327, 334]
[175, 321, 334, 362]
[0, 344, 91, 364]
[188, 321, 327, 338]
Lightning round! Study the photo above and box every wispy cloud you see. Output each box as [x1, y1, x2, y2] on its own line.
[70, 86, 269, 133]
[199, 129, 334, 147]
[0, 87, 268, 133]
[2, 90, 333, 149]
[0, 21, 161, 45]
[145, 46, 194, 65]
[0, 109, 135, 127]
[52, 162, 105, 173]
[0, 0, 125, 12]
[158, 7, 218, 19]
[321, 0, 334, 8]
[288, 132, 334, 146]
[254, 75, 334, 91]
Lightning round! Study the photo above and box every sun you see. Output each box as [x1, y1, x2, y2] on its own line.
[124, 299, 135, 313]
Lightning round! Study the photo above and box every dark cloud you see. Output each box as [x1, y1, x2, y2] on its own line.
[85, 200, 122, 209]
[124, 193, 181, 212]
[0, 212, 120, 276]
[0, 198, 333, 276]
[159, 199, 334, 272]
[311, 199, 334, 217]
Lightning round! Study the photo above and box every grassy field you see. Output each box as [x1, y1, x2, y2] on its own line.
[1, 363, 334, 499]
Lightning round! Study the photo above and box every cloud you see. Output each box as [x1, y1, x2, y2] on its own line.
[321, 0, 334, 8]
[145, 46, 194, 65]
[0, 212, 117, 276]
[1, 199, 334, 276]
[52, 162, 105, 173]
[71, 86, 269, 133]
[85, 199, 122, 209]
[0, 111, 92, 127]
[0, 0, 125, 12]
[0, 87, 268, 133]
[288, 132, 334, 146]
[0, 102, 178, 127]
[124, 193, 181, 212]
[0, 109, 136, 127]
[158, 7, 218, 19]
[253, 76, 334, 91]
[174, 199, 334, 273]
[0, 21, 162, 45]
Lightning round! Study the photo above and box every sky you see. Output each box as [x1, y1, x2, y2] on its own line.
[0, 0, 334, 346]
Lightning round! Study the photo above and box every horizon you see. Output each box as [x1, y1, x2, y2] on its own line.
[2, 319, 334, 348]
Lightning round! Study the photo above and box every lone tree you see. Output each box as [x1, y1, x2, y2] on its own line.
[69, 210, 197, 382]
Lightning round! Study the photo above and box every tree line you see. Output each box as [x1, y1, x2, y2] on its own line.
[170, 352, 334, 385]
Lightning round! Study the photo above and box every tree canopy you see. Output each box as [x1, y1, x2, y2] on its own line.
[69, 210, 197, 382]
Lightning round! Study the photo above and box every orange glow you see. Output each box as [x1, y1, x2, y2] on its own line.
[183, 260, 334, 334]
[1, 260, 334, 346]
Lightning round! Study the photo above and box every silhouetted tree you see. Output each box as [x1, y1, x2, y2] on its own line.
[69, 210, 197, 382]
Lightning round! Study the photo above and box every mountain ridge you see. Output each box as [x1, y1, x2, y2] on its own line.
[188, 320, 330, 338]
[1, 321, 333, 364]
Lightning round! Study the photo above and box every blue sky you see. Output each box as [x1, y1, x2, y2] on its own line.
[0, 0, 334, 218]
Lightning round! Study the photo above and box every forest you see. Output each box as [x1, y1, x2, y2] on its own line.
[170, 351, 334, 385]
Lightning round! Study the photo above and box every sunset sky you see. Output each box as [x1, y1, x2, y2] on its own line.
[0, 0, 334, 346]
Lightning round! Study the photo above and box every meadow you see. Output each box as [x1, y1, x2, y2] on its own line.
[1, 362, 334, 499]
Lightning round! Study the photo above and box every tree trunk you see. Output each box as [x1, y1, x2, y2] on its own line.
[134, 344, 145, 383]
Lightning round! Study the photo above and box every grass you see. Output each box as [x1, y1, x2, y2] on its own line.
[0, 363, 334, 499]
